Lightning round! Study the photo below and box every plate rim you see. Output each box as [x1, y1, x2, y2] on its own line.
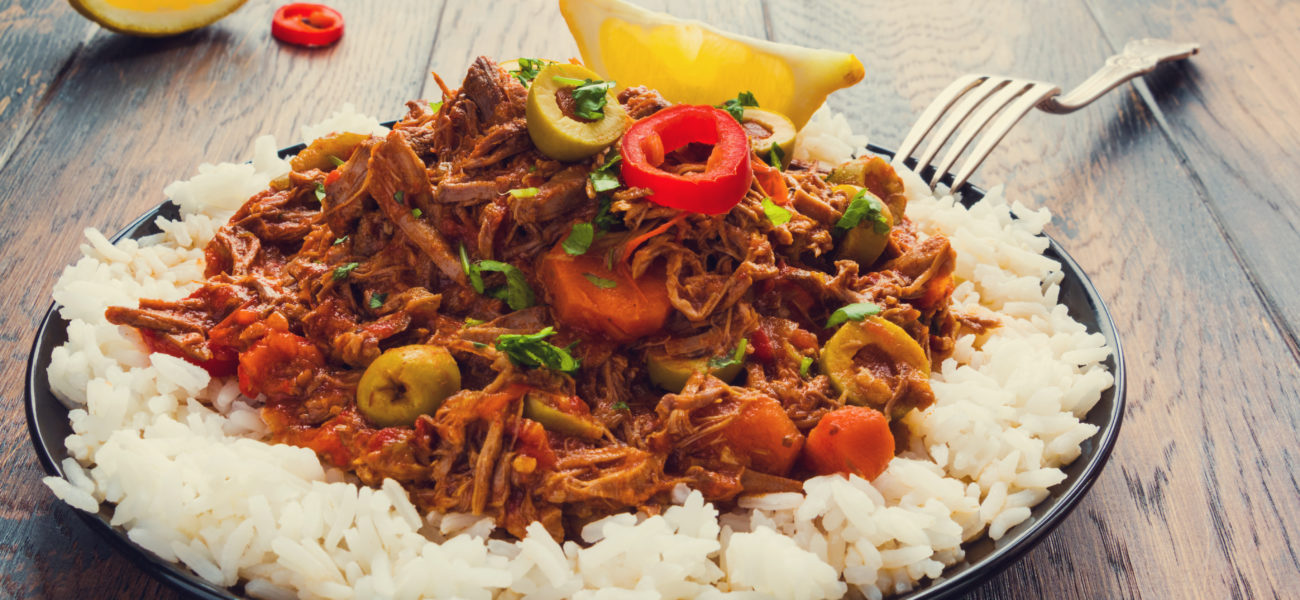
[24, 143, 1126, 600]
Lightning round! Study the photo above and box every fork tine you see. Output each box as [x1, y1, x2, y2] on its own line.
[894, 74, 985, 162]
[912, 77, 1012, 175]
[926, 81, 1034, 188]
[948, 82, 1060, 191]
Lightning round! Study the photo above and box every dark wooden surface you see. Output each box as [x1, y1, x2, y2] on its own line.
[1, 0, 1297, 598]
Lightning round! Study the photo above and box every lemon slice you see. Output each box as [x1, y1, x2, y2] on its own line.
[559, 0, 864, 129]
[68, 0, 248, 37]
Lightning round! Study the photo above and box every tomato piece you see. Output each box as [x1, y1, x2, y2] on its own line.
[538, 242, 672, 342]
[803, 406, 895, 480]
[237, 331, 324, 399]
[271, 3, 344, 47]
[619, 105, 752, 214]
[513, 418, 557, 470]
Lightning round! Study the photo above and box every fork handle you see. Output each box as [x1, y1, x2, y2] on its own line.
[1037, 39, 1200, 114]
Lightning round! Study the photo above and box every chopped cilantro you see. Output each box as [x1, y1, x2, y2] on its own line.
[590, 150, 623, 193]
[508, 187, 540, 199]
[314, 181, 326, 202]
[394, 190, 405, 205]
[465, 317, 485, 326]
[368, 292, 386, 309]
[768, 142, 785, 171]
[495, 327, 581, 373]
[327, 155, 345, 167]
[552, 76, 615, 120]
[563, 223, 595, 255]
[799, 356, 814, 378]
[509, 58, 548, 86]
[411, 208, 423, 218]
[332, 262, 360, 280]
[708, 338, 749, 369]
[594, 196, 621, 231]
[836, 189, 890, 234]
[472, 341, 487, 349]
[459, 244, 485, 294]
[717, 91, 759, 122]
[333, 235, 348, 245]
[611, 401, 630, 411]
[825, 302, 882, 328]
[762, 197, 791, 226]
[477, 260, 536, 310]
[429, 100, 443, 113]
[582, 273, 617, 289]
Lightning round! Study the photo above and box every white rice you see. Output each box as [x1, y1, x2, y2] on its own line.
[43, 104, 1111, 599]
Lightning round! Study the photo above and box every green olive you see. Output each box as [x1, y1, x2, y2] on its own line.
[356, 345, 460, 427]
[290, 131, 369, 173]
[832, 185, 894, 267]
[740, 107, 796, 167]
[523, 392, 607, 440]
[646, 350, 744, 393]
[819, 316, 930, 418]
[526, 63, 629, 161]
[827, 156, 908, 218]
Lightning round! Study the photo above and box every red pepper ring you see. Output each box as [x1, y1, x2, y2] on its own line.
[619, 105, 753, 215]
[272, 3, 344, 47]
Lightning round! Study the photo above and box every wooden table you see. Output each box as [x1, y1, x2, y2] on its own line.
[1, 0, 1297, 598]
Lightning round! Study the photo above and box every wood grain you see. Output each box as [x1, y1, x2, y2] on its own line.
[0, 0, 1298, 598]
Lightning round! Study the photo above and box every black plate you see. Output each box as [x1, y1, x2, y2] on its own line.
[26, 141, 1125, 600]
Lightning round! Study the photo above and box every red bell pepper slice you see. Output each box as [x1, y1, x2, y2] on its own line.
[619, 105, 752, 215]
[272, 3, 344, 47]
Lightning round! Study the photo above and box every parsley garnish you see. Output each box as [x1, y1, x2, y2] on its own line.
[472, 341, 487, 349]
[327, 155, 345, 167]
[368, 292, 386, 309]
[314, 182, 326, 202]
[429, 100, 443, 113]
[611, 401, 630, 411]
[768, 142, 785, 171]
[563, 223, 595, 255]
[594, 196, 621, 231]
[465, 317, 485, 326]
[411, 208, 423, 218]
[590, 150, 623, 193]
[332, 262, 360, 280]
[394, 191, 405, 205]
[510, 58, 548, 86]
[718, 91, 759, 122]
[708, 339, 749, 370]
[552, 76, 615, 120]
[508, 187, 540, 199]
[459, 244, 485, 294]
[836, 189, 890, 234]
[825, 302, 882, 328]
[477, 259, 536, 311]
[605, 247, 617, 271]
[495, 327, 581, 373]
[799, 356, 814, 378]
[333, 235, 348, 245]
[762, 197, 791, 226]
[582, 273, 617, 289]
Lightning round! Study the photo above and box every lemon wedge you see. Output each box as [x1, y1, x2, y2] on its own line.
[67, 0, 248, 37]
[559, 0, 864, 129]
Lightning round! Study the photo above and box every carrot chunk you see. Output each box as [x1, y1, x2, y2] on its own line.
[803, 406, 895, 480]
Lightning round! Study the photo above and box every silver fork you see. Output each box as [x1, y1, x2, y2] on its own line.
[895, 38, 1200, 191]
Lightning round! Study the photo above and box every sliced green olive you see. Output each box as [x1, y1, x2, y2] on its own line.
[523, 392, 607, 440]
[357, 345, 460, 427]
[290, 131, 369, 173]
[646, 350, 744, 393]
[740, 107, 796, 167]
[826, 156, 908, 218]
[526, 63, 628, 161]
[832, 184, 894, 267]
[819, 316, 930, 419]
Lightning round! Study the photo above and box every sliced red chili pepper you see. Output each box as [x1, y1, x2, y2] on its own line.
[272, 3, 344, 47]
[619, 105, 752, 215]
